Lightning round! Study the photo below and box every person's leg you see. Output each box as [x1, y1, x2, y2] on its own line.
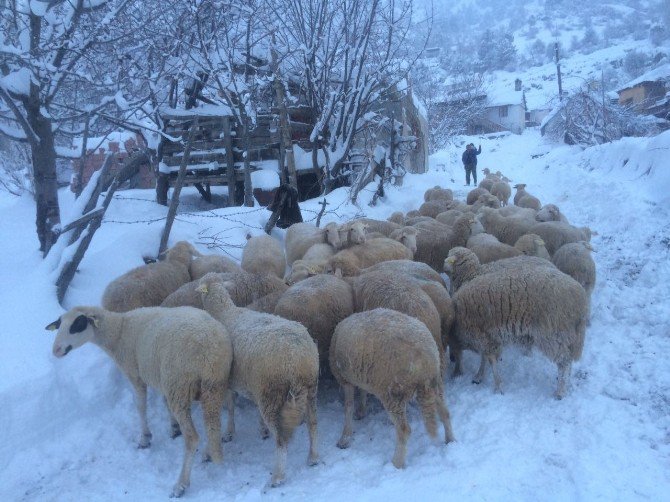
[465, 166, 471, 185]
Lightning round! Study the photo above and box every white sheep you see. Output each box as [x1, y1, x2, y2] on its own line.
[444, 247, 587, 398]
[419, 199, 450, 218]
[350, 217, 401, 237]
[274, 274, 354, 369]
[190, 253, 241, 280]
[490, 181, 511, 206]
[196, 274, 319, 488]
[498, 205, 537, 219]
[241, 233, 286, 278]
[513, 183, 541, 210]
[466, 187, 490, 205]
[330, 308, 455, 468]
[535, 203, 569, 223]
[424, 185, 454, 203]
[514, 233, 551, 260]
[47, 306, 233, 497]
[435, 209, 464, 226]
[477, 206, 536, 246]
[387, 212, 406, 225]
[466, 232, 521, 264]
[338, 220, 368, 247]
[328, 234, 415, 277]
[285, 222, 341, 266]
[162, 270, 288, 308]
[530, 221, 592, 256]
[412, 214, 484, 272]
[102, 241, 199, 312]
[552, 241, 596, 310]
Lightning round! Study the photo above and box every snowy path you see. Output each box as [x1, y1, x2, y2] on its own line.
[1, 129, 668, 500]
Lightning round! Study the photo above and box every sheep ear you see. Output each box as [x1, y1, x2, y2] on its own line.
[195, 283, 208, 294]
[445, 256, 456, 265]
[45, 318, 61, 331]
[87, 315, 100, 328]
[334, 268, 343, 278]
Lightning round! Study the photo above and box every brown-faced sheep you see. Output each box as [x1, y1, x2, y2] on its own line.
[330, 308, 455, 468]
[445, 247, 587, 398]
[102, 241, 199, 312]
[241, 233, 286, 278]
[197, 274, 319, 487]
[47, 306, 232, 497]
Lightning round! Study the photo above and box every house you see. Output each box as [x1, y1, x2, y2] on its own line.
[616, 63, 670, 120]
[473, 79, 527, 135]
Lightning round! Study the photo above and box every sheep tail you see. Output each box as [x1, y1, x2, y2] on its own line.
[278, 385, 309, 444]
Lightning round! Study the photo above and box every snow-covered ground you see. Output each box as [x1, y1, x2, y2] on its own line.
[1, 128, 669, 500]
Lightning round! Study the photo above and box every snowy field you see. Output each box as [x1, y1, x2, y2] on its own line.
[1, 129, 669, 500]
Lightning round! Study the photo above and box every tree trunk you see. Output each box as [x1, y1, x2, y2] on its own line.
[243, 122, 254, 207]
[30, 108, 61, 256]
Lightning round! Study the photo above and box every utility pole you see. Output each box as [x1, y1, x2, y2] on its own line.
[555, 42, 563, 101]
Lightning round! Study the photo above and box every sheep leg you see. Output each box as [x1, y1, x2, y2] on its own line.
[336, 383, 355, 449]
[165, 397, 181, 439]
[354, 389, 368, 420]
[200, 383, 225, 464]
[555, 360, 572, 400]
[259, 407, 287, 488]
[450, 346, 464, 378]
[434, 388, 456, 444]
[169, 405, 199, 498]
[472, 354, 487, 385]
[259, 413, 270, 440]
[306, 385, 319, 466]
[131, 379, 152, 449]
[223, 390, 235, 442]
[488, 354, 504, 394]
[415, 384, 438, 439]
[383, 398, 411, 469]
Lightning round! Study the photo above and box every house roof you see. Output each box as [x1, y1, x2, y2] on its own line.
[617, 63, 670, 93]
[486, 87, 525, 107]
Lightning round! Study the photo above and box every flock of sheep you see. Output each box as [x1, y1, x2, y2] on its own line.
[45, 169, 596, 497]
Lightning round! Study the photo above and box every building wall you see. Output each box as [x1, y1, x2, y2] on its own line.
[485, 104, 525, 134]
[618, 82, 667, 111]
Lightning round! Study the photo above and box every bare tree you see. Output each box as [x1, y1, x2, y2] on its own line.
[0, 0, 135, 254]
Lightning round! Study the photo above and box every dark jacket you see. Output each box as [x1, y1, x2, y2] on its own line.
[462, 145, 482, 166]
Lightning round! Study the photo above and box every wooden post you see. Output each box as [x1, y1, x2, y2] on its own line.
[223, 116, 237, 206]
[315, 198, 329, 227]
[69, 154, 113, 244]
[555, 42, 563, 101]
[158, 119, 199, 257]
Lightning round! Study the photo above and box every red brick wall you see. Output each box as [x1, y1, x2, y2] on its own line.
[71, 134, 153, 192]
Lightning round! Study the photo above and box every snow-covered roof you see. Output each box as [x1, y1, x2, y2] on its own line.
[486, 88, 525, 107]
[72, 131, 139, 153]
[159, 103, 234, 118]
[617, 63, 670, 93]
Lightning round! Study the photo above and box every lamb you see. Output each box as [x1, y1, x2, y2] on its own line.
[241, 233, 286, 278]
[513, 183, 541, 210]
[102, 241, 200, 312]
[552, 241, 596, 304]
[190, 254, 241, 280]
[162, 270, 288, 308]
[514, 233, 551, 260]
[274, 274, 354, 368]
[490, 181, 512, 206]
[285, 222, 341, 266]
[196, 274, 319, 487]
[477, 206, 536, 246]
[530, 221, 592, 256]
[351, 270, 445, 373]
[419, 200, 450, 218]
[330, 308, 455, 468]
[466, 232, 521, 264]
[424, 185, 454, 203]
[535, 203, 569, 223]
[466, 187, 490, 205]
[328, 235, 415, 277]
[412, 214, 484, 272]
[47, 305, 233, 497]
[444, 247, 587, 398]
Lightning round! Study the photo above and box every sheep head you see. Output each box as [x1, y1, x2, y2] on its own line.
[285, 260, 325, 285]
[390, 227, 418, 256]
[444, 247, 481, 291]
[165, 241, 203, 267]
[340, 221, 367, 246]
[323, 222, 342, 249]
[196, 273, 235, 311]
[513, 183, 526, 191]
[47, 307, 101, 358]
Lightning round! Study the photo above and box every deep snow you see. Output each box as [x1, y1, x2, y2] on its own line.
[1, 128, 669, 500]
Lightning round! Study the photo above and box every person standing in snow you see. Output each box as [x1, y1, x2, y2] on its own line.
[462, 143, 482, 186]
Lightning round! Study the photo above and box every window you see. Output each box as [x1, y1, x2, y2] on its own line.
[499, 106, 509, 118]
